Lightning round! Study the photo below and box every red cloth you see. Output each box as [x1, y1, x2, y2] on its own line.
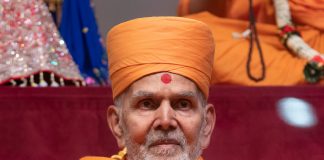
[0, 86, 324, 160]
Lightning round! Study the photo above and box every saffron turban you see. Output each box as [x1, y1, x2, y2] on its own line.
[107, 17, 215, 99]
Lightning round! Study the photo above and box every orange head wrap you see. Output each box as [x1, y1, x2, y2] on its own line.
[107, 17, 215, 100]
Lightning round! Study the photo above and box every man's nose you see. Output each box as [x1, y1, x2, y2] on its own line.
[152, 100, 178, 131]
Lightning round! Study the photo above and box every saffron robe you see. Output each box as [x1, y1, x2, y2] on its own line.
[179, 0, 324, 85]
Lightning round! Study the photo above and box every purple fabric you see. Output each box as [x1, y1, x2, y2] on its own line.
[0, 86, 324, 160]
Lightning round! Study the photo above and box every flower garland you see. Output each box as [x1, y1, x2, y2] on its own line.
[110, 148, 127, 160]
[273, 0, 324, 83]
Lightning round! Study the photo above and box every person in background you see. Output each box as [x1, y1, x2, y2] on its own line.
[179, 0, 324, 85]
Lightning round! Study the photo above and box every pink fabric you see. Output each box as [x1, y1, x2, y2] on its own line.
[0, 86, 324, 160]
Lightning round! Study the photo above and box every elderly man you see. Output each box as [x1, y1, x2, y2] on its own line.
[81, 16, 216, 160]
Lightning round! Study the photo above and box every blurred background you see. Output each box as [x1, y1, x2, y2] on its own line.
[1, 0, 324, 160]
[92, 0, 178, 37]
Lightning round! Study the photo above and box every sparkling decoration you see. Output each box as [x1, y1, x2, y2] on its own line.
[82, 27, 89, 33]
[0, 0, 83, 85]
[85, 77, 96, 85]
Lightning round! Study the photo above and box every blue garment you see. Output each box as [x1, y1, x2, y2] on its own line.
[60, 0, 108, 85]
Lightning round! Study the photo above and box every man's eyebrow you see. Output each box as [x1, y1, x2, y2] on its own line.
[131, 90, 197, 99]
[131, 91, 154, 98]
[174, 91, 196, 98]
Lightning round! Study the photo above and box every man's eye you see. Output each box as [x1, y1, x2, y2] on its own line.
[175, 99, 192, 110]
[138, 99, 155, 109]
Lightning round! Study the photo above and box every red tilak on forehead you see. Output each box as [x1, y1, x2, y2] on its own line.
[161, 73, 172, 84]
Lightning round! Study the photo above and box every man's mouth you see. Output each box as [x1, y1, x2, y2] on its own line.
[149, 139, 181, 148]
[147, 138, 184, 156]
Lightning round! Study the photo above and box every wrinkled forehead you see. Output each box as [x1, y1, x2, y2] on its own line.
[126, 72, 199, 98]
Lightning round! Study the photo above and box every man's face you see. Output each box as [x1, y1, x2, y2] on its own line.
[108, 72, 215, 160]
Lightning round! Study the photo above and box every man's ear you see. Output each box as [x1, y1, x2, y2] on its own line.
[107, 105, 125, 148]
[200, 103, 216, 149]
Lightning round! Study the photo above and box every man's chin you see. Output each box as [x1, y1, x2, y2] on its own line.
[148, 144, 183, 157]
[127, 144, 199, 160]
[144, 148, 190, 160]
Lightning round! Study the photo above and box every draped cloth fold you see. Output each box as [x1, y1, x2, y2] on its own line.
[107, 17, 215, 99]
[178, 0, 324, 85]
[178, 0, 324, 29]
[290, 0, 324, 30]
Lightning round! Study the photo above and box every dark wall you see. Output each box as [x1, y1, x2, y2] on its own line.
[92, 0, 179, 39]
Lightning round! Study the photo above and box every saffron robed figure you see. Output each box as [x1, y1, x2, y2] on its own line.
[81, 17, 216, 160]
[179, 0, 324, 85]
